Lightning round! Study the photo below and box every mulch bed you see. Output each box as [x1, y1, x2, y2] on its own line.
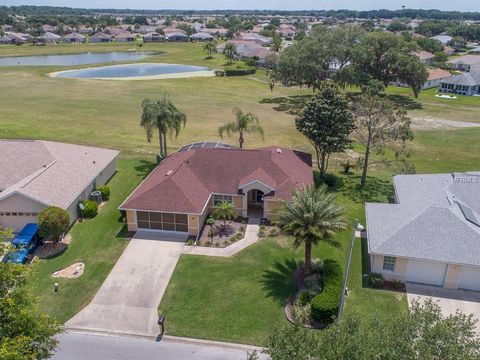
[33, 240, 68, 259]
[197, 219, 246, 247]
[383, 280, 407, 293]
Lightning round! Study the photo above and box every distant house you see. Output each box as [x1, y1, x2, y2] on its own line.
[439, 70, 480, 96]
[190, 32, 214, 42]
[114, 33, 136, 42]
[143, 32, 165, 43]
[62, 32, 86, 44]
[89, 32, 112, 43]
[205, 28, 229, 37]
[444, 46, 455, 56]
[4, 32, 32, 44]
[431, 35, 452, 45]
[166, 32, 189, 42]
[423, 69, 452, 89]
[42, 24, 58, 33]
[471, 46, 480, 54]
[414, 50, 435, 65]
[39, 32, 61, 44]
[366, 172, 480, 292]
[446, 55, 480, 72]
[234, 33, 271, 46]
[0, 140, 118, 232]
[0, 35, 13, 44]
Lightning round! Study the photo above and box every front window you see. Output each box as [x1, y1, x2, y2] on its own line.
[383, 256, 396, 272]
[213, 194, 233, 206]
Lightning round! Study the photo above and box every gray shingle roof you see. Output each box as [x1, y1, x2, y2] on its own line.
[367, 171, 480, 266]
[0, 140, 119, 209]
[440, 71, 480, 87]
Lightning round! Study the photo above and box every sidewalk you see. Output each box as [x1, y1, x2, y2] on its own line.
[182, 221, 260, 257]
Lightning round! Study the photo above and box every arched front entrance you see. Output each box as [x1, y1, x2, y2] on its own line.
[247, 189, 264, 220]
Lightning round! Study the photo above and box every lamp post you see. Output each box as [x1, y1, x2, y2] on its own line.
[337, 219, 363, 322]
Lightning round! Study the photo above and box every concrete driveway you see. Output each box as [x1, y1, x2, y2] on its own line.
[66, 231, 186, 337]
[406, 283, 480, 333]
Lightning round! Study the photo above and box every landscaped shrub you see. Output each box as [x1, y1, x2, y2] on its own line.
[323, 173, 339, 188]
[367, 272, 385, 289]
[224, 67, 257, 76]
[391, 279, 403, 290]
[238, 225, 245, 233]
[81, 200, 99, 218]
[235, 232, 243, 240]
[258, 230, 266, 238]
[305, 273, 323, 296]
[38, 206, 71, 242]
[186, 239, 194, 246]
[96, 185, 110, 201]
[310, 259, 343, 323]
[298, 290, 311, 306]
[214, 69, 226, 77]
[268, 227, 280, 237]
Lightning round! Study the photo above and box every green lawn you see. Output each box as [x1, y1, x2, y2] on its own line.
[28, 158, 153, 322]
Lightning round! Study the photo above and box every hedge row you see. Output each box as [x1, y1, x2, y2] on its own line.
[310, 259, 343, 323]
[224, 67, 257, 76]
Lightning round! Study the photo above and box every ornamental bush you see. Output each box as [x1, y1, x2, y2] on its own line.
[96, 185, 110, 201]
[368, 272, 385, 289]
[310, 259, 343, 323]
[81, 200, 98, 218]
[38, 206, 71, 242]
[224, 67, 257, 76]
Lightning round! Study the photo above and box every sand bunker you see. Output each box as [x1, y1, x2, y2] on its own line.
[53, 262, 85, 279]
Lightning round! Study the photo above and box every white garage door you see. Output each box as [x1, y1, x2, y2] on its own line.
[459, 266, 480, 291]
[406, 259, 447, 286]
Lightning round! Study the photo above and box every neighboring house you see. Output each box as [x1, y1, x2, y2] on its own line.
[414, 50, 435, 65]
[166, 32, 189, 42]
[62, 32, 86, 43]
[42, 24, 58, 33]
[0, 35, 13, 44]
[366, 172, 480, 291]
[143, 32, 165, 42]
[443, 46, 455, 55]
[0, 140, 118, 232]
[217, 40, 273, 65]
[4, 32, 32, 44]
[190, 32, 214, 41]
[422, 69, 452, 89]
[431, 35, 452, 45]
[114, 33, 136, 42]
[439, 70, 480, 96]
[234, 33, 272, 46]
[205, 28, 229, 37]
[471, 46, 480, 54]
[446, 54, 480, 72]
[89, 32, 112, 43]
[120, 144, 313, 239]
[39, 32, 61, 44]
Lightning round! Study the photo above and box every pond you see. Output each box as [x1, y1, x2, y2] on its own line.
[51, 63, 214, 80]
[0, 52, 149, 66]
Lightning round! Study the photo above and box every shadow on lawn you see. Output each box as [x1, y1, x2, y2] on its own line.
[386, 94, 423, 110]
[134, 160, 157, 179]
[259, 95, 313, 115]
[341, 175, 393, 204]
[261, 258, 298, 304]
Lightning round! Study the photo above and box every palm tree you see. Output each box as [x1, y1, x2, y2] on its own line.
[223, 42, 238, 65]
[212, 201, 237, 229]
[203, 41, 217, 58]
[140, 93, 187, 158]
[218, 108, 264, 149]
[274, 185, 347, 268]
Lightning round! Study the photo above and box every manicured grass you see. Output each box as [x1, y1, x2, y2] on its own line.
[28, 159, 152, 323]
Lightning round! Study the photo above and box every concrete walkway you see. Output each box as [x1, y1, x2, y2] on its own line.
[66, 231, 186, 337]
[406, 283, 480, 333]
[182, 220, 260, 257]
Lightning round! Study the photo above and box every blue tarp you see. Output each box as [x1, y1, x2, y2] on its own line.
[11, 223, 38, 248]
[19, 223, 38, 236]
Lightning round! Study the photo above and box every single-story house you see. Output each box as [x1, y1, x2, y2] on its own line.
[234, 33, 272, 46]
[39, 32, 61, 44]
[431, 35, 452, 45]
[3, 32, 32, 44]
[190, 32, 214, 42]
[114, 33, 136, 42]
[413, 50, 435, 65]
[143, 32, 165, 43]
[446, 54, 480, 72]
[217, 40, 273, 64]
[89, 32, 112, 43]
[366, 172, 480, 291]
[0, 140, 119, 232]
[120, 144, 313, 239]
[422, 69, 452, 89]
[166, 32, 189, 42]
[439, 70, 480, 96]
[0, 35, 13, 44]
[62, 32, 86, 43]
[471, 46, 480, 54]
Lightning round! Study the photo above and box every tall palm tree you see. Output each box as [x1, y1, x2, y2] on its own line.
[140, 93, 187, 158]
[203, 41, 217, 58]
[223, 42, 238, 65]
[274, 185, 347, 268]
[218, 107, 264, 149]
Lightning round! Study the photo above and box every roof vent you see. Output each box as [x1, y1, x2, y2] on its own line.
[166, 170, 173, 176]
[276, 148, 282, 154]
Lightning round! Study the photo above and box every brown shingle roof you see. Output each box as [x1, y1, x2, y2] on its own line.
[120, 147, 313, 214]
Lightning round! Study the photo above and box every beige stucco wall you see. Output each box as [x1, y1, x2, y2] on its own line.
[265, 199, 282, 220]
[126, 210, 137, 232]
[0, 194, 47, 232]
[371, 254, 407, 282]
[188, 214, 199, 237]
[444, 264, 461, 289]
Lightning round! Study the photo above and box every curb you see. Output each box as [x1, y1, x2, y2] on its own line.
[64, 327, 263, 353]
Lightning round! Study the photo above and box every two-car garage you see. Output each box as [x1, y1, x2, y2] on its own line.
[406, 259, 448, 287]
[136, 211, 188, 233]
[459, 266, 480, 292]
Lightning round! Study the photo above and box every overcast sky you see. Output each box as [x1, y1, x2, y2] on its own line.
[3, 1, 480, 12]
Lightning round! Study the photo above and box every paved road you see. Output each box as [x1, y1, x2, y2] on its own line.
[66, 232, 186, 337]
[406, 283, 480, 333]
[51, 332, 266, 360]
